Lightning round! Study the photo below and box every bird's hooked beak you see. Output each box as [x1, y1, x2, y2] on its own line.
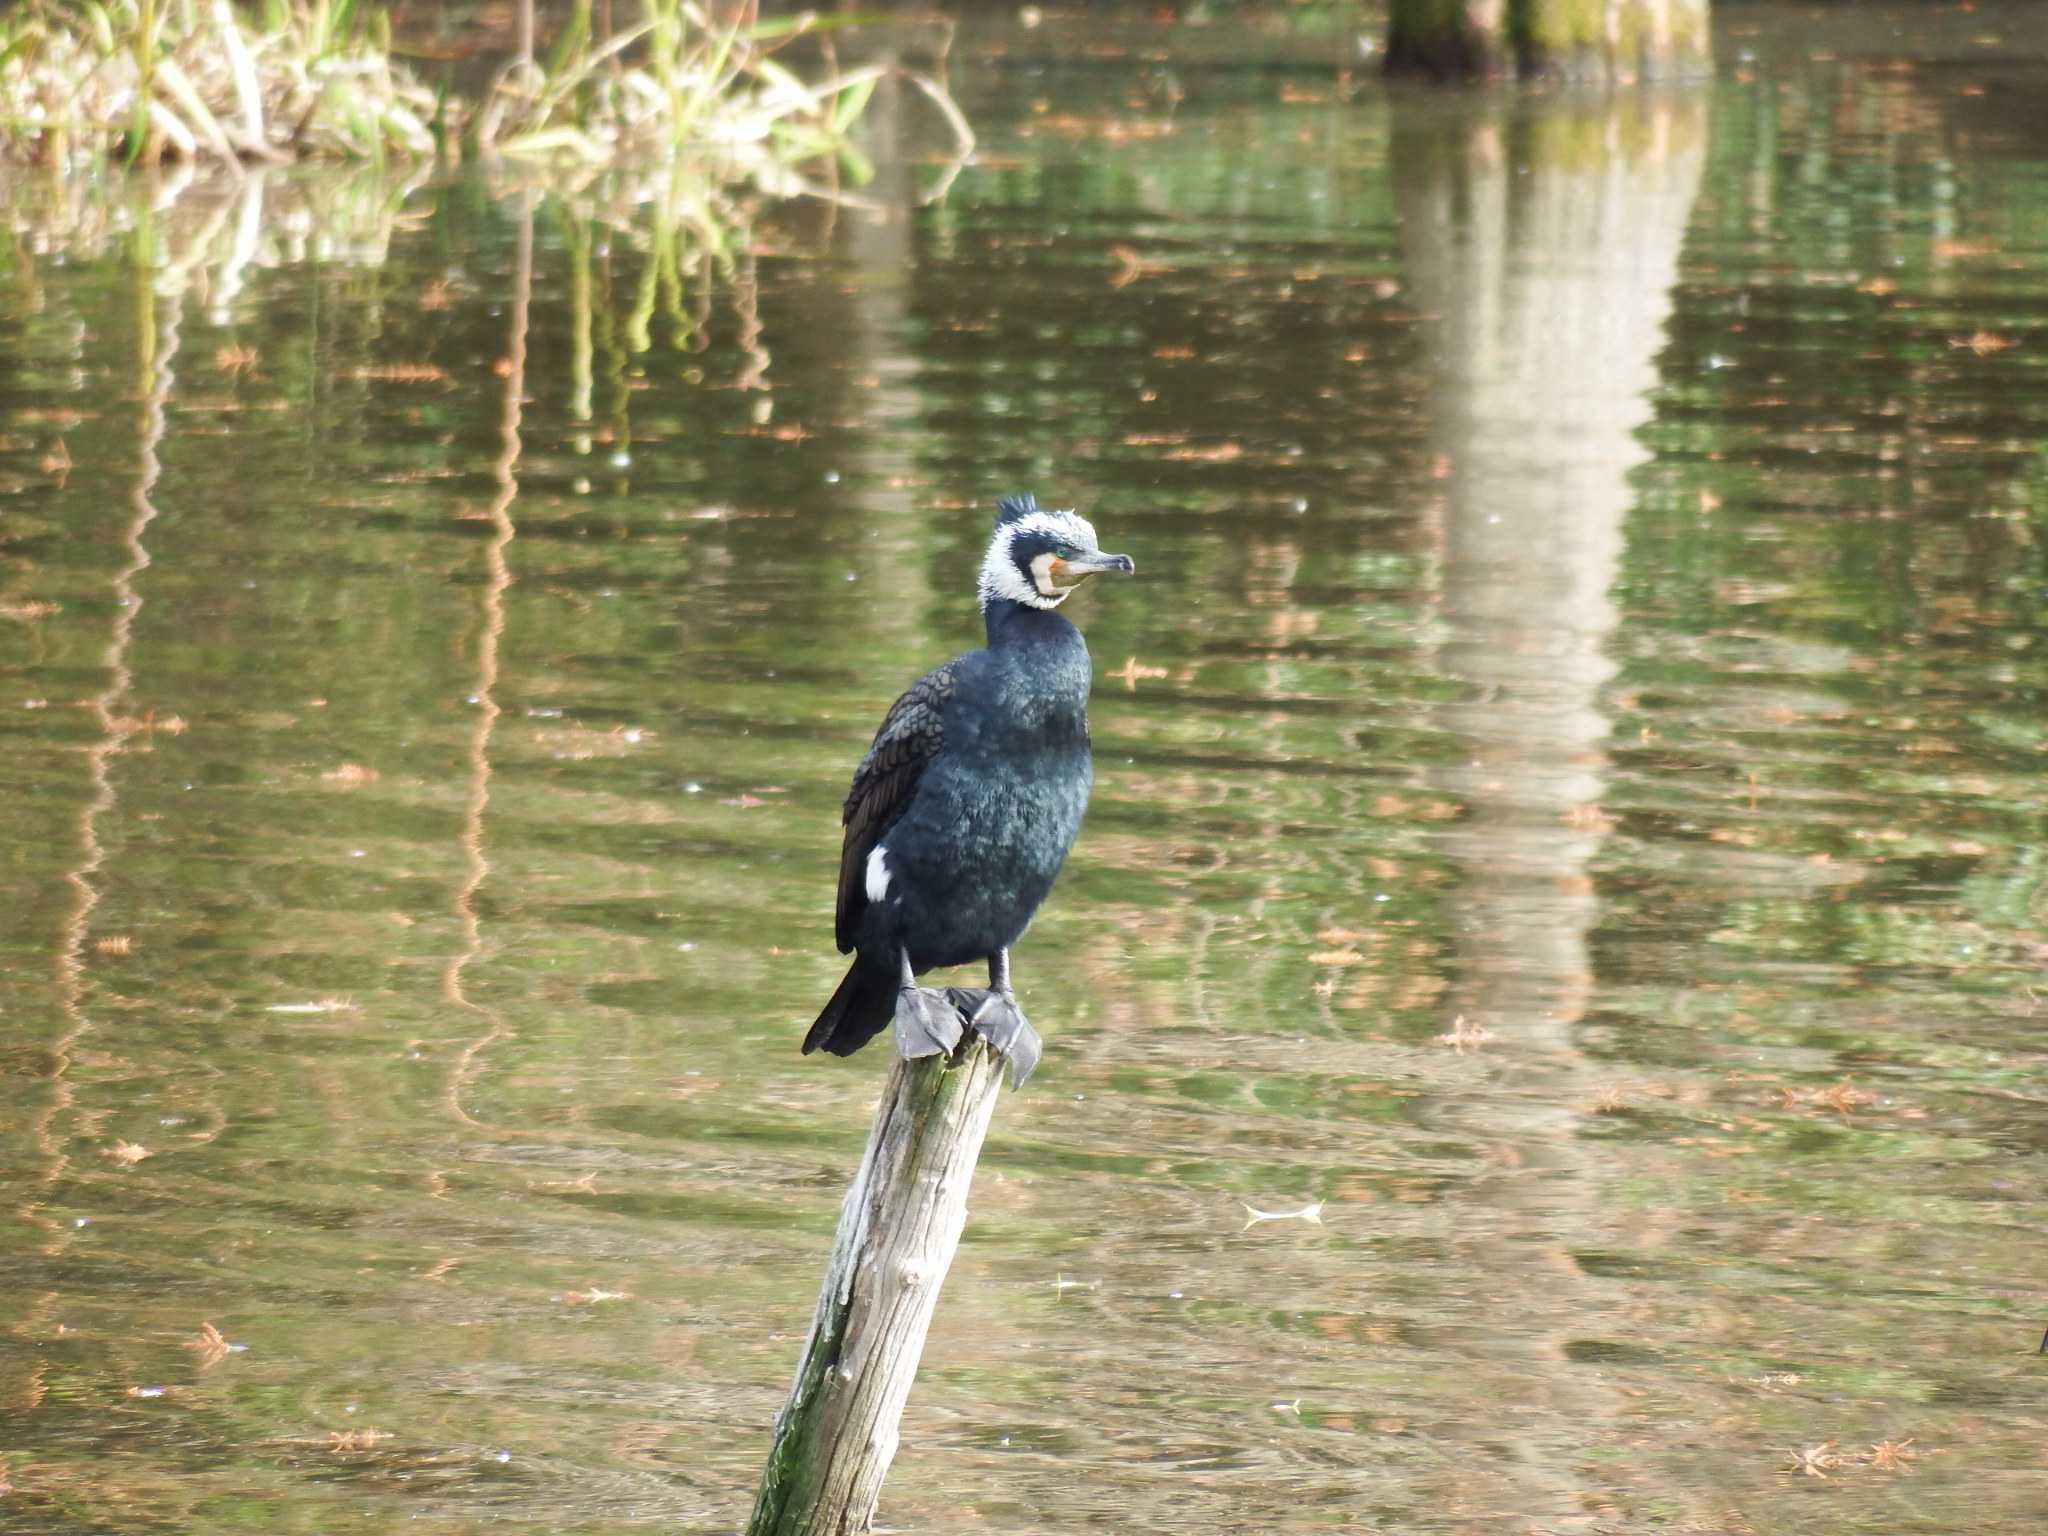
[1048, 550, 1137, 590]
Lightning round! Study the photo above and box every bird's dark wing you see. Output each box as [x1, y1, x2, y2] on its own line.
[835, 660, 958, 952]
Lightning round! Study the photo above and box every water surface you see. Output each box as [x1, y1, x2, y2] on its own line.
[3, 10, 2046, 1534]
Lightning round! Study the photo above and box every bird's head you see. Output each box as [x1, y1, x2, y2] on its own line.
[977, 493, 1136, 612]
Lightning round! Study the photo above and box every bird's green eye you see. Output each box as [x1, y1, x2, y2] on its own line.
[1055, 545, 1077, 560]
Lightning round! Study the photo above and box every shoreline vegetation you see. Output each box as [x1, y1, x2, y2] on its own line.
[0, 0, 968, 180]
[0, 4, 972, 437]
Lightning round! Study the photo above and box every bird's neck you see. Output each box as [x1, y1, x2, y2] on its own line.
[981, 598, 1092, 733]
[982, 597, 1080, 652]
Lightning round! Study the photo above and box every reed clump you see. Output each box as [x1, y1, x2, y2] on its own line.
[0, 0, 435, 166]
[474, 0, 892, 170]
[0, 0, 952, 175]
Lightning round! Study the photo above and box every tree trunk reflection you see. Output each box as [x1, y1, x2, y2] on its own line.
[1398, 87, 1707, 1521]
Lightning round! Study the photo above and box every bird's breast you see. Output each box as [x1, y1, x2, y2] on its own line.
[893, 736, 1090, 883]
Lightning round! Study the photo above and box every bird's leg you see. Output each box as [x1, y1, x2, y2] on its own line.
[961, 947, 1041, 1089]
[892, 946, 963, 1061]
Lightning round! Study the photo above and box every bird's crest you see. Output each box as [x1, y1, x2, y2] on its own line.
[994, 493, 1039, 529]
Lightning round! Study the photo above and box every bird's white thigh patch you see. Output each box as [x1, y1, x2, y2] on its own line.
[865, 846, 893, 902]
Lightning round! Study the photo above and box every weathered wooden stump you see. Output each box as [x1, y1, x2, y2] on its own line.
[1385, 0, 1711, 82]
[746, 998, 1014, 1536]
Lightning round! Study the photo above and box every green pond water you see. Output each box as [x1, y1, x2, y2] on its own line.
[4, 9, 2047, 1534]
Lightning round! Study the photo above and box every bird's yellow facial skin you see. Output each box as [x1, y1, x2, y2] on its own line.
[1048, 556, 1083, 589]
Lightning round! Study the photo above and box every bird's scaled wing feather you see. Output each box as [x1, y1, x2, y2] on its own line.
[836, 661, 957, 952]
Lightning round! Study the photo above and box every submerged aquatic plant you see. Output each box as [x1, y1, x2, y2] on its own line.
[0, 150, 848, 464]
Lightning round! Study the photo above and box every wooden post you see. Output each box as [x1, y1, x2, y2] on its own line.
[747, 1023, 1010, 1536]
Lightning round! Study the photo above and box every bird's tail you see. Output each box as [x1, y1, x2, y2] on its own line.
[802, 960, 895, 1058]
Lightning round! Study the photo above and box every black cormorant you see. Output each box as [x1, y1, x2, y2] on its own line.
[802, 494, 1136, 1084]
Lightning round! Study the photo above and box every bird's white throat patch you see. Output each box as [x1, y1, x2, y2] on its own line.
[978, 508, 1100, 612]
[864, 846, 892, 903]
[1028, 552, 1062, 598]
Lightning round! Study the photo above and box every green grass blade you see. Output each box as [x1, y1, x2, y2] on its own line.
[830, 74, 875, 135]
[747, 10, 893, 40]
[545, 0, 589, 79]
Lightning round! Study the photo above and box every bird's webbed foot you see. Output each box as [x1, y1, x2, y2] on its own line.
[893, 970, 965, 1061]
[942, 987, 1041, 1090]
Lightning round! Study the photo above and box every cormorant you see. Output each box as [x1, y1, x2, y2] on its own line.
[802, 494, 1136, 1085]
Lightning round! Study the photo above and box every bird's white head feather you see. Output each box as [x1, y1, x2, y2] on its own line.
[977, 507, 1101, 612]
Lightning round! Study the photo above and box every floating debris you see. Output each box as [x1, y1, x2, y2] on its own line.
[1779, 1077, 1878, 1116]
[182, 1322, 241, 1369]
[1784, 1440, 1843, 1480]
[1104, 656, 1168, 691]
[1242, 1200, 1324, 1231]
[1435, 1015, 1492, 1054]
